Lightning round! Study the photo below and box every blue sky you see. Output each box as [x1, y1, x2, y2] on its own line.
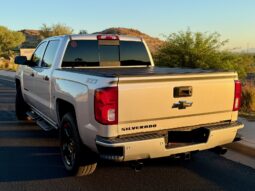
[1, 0, 255, 49]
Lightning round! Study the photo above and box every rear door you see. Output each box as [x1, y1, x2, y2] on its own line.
[32, 40, 60, 118]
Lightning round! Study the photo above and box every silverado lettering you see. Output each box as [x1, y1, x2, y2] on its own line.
[121, 124, 157, 131]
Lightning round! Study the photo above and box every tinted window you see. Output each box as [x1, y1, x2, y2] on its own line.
[63, 40, 99, 67]
[62, 40, 151, 67]
[100, 45, 119, 62]
[120, 41, 150, 66]
[31, 42, 47, 66]
[42, 40, 60, 68]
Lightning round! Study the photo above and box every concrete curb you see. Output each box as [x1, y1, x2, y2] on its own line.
[225, 141, 255, 158]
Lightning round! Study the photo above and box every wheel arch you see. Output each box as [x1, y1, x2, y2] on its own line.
[56, 98, 77, 125]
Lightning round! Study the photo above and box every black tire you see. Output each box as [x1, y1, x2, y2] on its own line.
[15, 84, 29, 120]
[60, 112, 97, 176]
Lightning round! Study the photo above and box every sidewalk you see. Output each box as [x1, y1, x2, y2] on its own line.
[226, 117, 255, 158]
[238, 117, 255, 149]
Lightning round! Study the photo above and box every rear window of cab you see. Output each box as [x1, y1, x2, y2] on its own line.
[62, 40, 150, 67]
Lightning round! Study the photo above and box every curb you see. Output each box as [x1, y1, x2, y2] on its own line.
[239, 113, 255, 121]
[225, 141, 255, 158]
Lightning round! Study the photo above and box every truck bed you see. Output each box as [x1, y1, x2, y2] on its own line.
[59, 67, 228, 78]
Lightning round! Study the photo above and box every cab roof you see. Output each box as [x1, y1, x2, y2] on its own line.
[45, 34, 142, 42]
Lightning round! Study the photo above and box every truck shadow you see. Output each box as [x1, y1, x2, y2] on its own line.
[0, 122, 70, 182]
[0, 146, 69, 181]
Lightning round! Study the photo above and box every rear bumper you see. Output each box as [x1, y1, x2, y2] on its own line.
[95, 121, 243, 161]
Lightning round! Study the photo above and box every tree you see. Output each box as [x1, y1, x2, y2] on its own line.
[40, 23, 73, 39]
[79, 30, 88, 34]
[0, 26, 25, 58]
[154, 29, 253, 79]
[40, 24, 51, 39]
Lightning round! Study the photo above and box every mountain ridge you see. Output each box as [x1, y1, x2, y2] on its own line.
[20, 27, 164, 53]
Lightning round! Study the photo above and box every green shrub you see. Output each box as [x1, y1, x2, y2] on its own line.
[154, 29, 255, 79]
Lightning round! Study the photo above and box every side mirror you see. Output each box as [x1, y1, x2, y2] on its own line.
[14, 56, 28, 65]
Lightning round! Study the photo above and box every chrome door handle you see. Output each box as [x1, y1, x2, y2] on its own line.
[172, 100, 193, 109]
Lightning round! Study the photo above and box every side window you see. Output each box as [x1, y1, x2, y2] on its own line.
[31, 42, 47, 67]
[42, 40, 60, 68]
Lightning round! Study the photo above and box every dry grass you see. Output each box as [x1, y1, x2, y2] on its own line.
[0, 59, 18, 71]
[241, 84, 255, 113]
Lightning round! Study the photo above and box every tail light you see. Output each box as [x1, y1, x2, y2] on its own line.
[233, 80, 242, 111]
[94, 87, 118, 125]
[97, 35, 119, 40]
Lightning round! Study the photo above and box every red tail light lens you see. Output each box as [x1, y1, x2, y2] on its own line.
[94, 87, 118, 125]
[233, 80, 242, 111]
[97, 35, 119, 40]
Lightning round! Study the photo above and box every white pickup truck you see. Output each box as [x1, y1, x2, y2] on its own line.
[15, 34, 243, 176]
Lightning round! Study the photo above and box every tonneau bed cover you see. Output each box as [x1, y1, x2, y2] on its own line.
[59, 67, 228, 78]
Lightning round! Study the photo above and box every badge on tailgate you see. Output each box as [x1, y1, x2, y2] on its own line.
[172, 100, 193, 110]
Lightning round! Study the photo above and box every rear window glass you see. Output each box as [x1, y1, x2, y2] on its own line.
[62, 40, 99, 67]
[120, 41, 150, 66]
[62, 40, 150, 67]
[100, 45, 119, 61]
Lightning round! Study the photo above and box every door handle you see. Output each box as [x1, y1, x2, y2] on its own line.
[174, 86, 192, 97]
[44, 75, 49, 81]
[31, 73, 34, 77]
[172, 100, 193, 110]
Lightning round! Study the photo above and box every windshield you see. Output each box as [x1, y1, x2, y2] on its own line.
[62, 40, 151, 67]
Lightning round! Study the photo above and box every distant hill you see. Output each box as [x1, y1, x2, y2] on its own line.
[20, 27, 164, 53]
[97, 28, 164, 53]
[19, 29, 41, 48]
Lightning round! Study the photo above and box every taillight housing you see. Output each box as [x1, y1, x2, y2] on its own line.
[94, 87, 118, 125]
[233, 80, 242, 111]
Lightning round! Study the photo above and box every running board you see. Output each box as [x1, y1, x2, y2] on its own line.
[36, 119, 54, 131]
[26, 111, 54, 131]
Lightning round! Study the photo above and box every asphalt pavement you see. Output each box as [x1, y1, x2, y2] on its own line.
[0, 71, 255, 191]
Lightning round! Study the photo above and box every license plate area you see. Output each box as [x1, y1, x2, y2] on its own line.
[167, 128, 209, 148]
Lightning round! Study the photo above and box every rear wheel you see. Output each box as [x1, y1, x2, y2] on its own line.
[60, 112, 97, 176]
[15, 84, 29, 120]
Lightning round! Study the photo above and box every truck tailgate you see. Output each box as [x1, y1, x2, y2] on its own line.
[117, 72, 237, 136]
